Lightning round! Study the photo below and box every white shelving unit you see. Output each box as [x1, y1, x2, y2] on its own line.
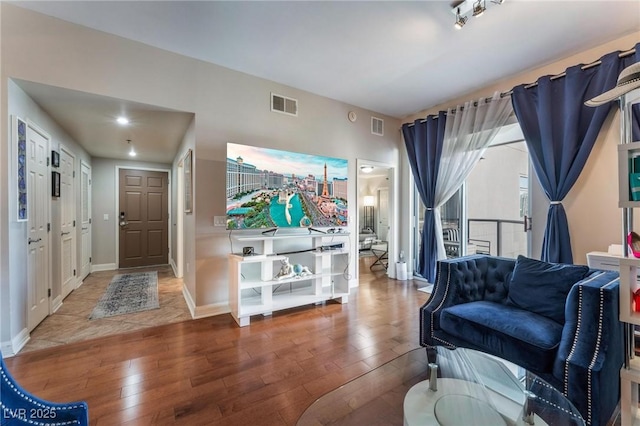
[617, 86, 640, 426]
[228, 232, 351, 326]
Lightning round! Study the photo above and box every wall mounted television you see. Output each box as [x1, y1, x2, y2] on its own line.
[226, 142, 348, 230]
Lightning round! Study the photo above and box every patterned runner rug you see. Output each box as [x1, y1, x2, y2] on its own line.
[89, 271, 159, 319]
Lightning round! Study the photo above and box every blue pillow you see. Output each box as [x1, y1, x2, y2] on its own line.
[507, 255, 589, 324]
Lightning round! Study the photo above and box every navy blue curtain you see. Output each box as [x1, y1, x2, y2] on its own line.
[512, 45, 640, 263]
[402, 112, 446, 282]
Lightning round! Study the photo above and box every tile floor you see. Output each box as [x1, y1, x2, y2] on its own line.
[20, 265, 192, 353]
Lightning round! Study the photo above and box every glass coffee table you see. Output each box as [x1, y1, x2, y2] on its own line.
[297, 346, 584, 426]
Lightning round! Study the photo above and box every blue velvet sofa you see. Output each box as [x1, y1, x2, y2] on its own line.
[1, 350, 88, 425]
[420, 254, 623, 426]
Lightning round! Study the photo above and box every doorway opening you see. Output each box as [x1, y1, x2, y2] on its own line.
[356, 159, 395, 279]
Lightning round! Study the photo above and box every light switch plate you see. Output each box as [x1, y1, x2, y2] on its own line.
[103, 214, 109, 221]
[213, 216, 226, 227]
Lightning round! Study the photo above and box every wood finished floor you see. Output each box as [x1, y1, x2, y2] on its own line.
[4, 257, 430, 425]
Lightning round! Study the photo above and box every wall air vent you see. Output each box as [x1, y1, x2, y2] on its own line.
[271, 93, 298, 117]
[371, 116, 384, 136]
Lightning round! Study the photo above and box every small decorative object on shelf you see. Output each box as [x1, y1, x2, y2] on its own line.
[293, 263, 312, 277]
[274, 257, 295, 280]
[634, 289, 640, 312]
[628, 231, 640, 258]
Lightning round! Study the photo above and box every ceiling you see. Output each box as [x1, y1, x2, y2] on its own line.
[10, 0, 640, 163]
[15, 80, 194, 164]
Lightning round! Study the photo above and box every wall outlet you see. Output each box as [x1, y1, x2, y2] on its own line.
[213, 216, 227, 227]
[103, 214, 109, 221]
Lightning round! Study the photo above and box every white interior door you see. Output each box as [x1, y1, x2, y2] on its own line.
[378, 187, 389, 242]
[27, 123, 50, 331]
[80, 161, 92, 280]
[60, 146, 76, 298]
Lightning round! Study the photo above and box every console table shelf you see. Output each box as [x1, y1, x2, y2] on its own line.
[228, 232, 351, 327]
[619, 257, 640, 325]
[616, 86, 640, 426]
[617, 141, 640, 208]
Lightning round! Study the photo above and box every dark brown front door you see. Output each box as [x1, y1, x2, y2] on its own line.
[119, 169, 169, 268]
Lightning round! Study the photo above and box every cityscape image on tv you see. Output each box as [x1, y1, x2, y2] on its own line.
[226, 143, 348, 230]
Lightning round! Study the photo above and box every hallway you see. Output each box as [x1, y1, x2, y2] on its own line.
[20, 265, 191, 353]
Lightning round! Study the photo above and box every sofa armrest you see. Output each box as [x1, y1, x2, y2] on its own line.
[420, 254, 515, 348]
[553, 270, 622, 426]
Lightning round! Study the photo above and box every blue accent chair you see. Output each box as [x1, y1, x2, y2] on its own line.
[420, 255, 623, 426]
[0, 351, 88, 425]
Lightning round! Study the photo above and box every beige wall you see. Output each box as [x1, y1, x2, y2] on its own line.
[402, 32, 640, 266]
[0, 4, 401, 348]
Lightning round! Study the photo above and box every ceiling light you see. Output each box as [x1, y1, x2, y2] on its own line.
[117, 116, 129, 125]
[472, 0, 486, 17]
[454, 8, 468, 29]
[127, 139, 136, 157]
[360, 165, 374, 173]
[451, 0, 503, 28]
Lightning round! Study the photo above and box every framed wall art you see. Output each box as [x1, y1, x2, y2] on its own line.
[184, 149, 193, 213]
[52, 171, 61, 198]
[51, 150, 60, 168]
[14, 116, 28, 221]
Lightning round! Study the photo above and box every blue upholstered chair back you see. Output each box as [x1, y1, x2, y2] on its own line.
[0, 351, 89, 425]
[440, 254, 514, 304]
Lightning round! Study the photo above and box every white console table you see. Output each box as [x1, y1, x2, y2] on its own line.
[228, 232, 351, 326]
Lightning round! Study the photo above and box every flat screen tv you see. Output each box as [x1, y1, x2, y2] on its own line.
[226, 142, 348, 230]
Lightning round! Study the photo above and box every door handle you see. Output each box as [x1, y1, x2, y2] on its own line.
[28, 238, 42, 244]
[524, 215, 532, 232]
[61, 231, 71, 236]
[82, 227, 88, 231]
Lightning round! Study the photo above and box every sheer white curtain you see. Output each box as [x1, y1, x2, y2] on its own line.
[433, 92, 514, 260]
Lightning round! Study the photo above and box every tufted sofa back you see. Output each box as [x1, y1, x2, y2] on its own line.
[440, 254, 515, 304]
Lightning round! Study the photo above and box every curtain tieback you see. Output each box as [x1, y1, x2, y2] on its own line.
[426, 208, 434, 211]
[550, 201, 562, 205]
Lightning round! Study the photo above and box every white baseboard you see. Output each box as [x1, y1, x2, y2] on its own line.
[170, 259, 182, 278]
[181, 284, 229, 319]
[1, 341, 14, 357]
[91, 263, 116, 272]
[4, 328, 30, 356]
[193, 302, 230, 319]
[182, 284, 196, 318]
[51, 294, 63, 313]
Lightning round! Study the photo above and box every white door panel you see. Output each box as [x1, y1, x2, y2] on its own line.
[60, 147, 76, 298]
[80, 161, 92, 280]
[27, 124, 50, 331]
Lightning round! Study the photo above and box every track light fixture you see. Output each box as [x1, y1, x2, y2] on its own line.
[472, 0, 486, 17]
[454, 8, 467, 30]
[452, 0, 504, 29]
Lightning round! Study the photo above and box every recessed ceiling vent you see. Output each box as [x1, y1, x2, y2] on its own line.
[371, 116, 384, 136]
[271, 93, 298, 117]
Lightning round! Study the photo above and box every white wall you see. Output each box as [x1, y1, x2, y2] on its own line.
[402, 32, 640, 266]
[0, 4, 401, 346]
[3, 80, 91, 353]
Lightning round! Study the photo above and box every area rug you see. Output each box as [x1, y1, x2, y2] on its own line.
[89, 271, 159, 319]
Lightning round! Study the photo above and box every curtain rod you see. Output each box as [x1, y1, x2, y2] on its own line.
[500, 47, 636, 96]
[406, 46, 636, 126]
